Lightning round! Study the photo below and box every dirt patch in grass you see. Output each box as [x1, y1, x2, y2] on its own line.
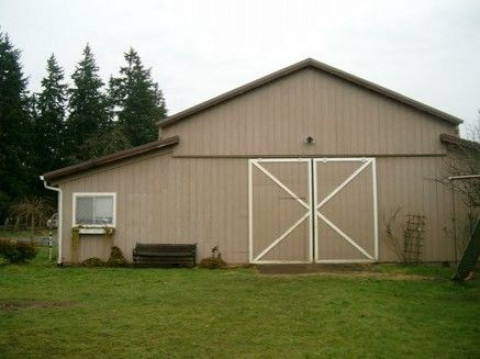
[316, 271, 431, 281]
[0, 299, 77, 312]
[256, 264, 432, 280]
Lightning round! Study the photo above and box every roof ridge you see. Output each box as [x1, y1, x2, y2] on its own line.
[157, 58, 463, 128]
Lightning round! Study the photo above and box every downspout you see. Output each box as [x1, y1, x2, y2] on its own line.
[450, 182, 457, 264]
[40, 176, 63, 265]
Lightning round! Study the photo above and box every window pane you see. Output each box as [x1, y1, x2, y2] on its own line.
[75, 195, 114, 226]
[93, 196, 113, 225]
[76, 197, 93, 224]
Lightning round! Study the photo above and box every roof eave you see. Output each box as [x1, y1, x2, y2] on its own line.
[440, 133, 480, 151]
[43, 135, 180, 183]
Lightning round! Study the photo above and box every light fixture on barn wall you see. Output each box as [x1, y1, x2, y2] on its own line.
[304, 136, 314, 145]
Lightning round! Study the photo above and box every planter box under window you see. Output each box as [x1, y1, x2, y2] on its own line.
[78, 227, 112, 235]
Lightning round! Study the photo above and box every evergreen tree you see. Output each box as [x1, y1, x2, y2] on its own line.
[35, 54, 68, 173]
[65, 44, 109, 163]
[110, 48, 166, 147]
[0, 32, 34, 221]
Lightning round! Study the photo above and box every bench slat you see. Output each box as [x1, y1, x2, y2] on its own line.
[133, 243, 197, 268]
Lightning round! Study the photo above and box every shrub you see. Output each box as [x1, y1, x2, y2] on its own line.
[0, 238, 38, 263]
[81, 257, 106, 267]
[199, 256, 227, 269]
[107, 246, 129, 267]
[0, 239, 9, 254]
[199, 245, 228, 269]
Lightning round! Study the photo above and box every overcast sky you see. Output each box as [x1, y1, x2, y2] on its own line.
[1, 0, 479, 134]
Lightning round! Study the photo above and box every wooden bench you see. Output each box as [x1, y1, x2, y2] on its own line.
[133, 243, 197, 268]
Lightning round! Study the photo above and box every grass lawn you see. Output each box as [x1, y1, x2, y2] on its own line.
[0, 230, 42, 240]
[1, 248, 479, 358]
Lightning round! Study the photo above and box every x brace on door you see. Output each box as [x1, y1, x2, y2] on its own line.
[249, 158, 378, 264]
[249, 159, 313, 263]
[313, 158, 378, 263]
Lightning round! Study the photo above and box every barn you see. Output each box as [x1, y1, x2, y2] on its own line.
[42, 58, 467, 265]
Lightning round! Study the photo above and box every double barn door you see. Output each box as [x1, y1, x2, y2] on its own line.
[249, 158, 378, 263]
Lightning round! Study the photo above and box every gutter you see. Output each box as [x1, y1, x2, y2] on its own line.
[40, 175, 63, 265]
[448, 174, 480, 181]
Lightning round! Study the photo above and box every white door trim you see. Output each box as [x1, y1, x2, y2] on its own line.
[313, 158, 378, 263]
[316, 211, 374, 260]
[251, 161, 310, 211]
[249, 158, 378, 264]
[316, 160, 371, 210]
[253, 212, 310, 262]
[249, 159, 313, 264]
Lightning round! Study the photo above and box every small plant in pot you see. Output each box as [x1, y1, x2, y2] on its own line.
[199, 245, 227, 269]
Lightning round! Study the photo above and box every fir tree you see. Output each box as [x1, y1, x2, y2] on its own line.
[110, 48, 167, 147]
[65, 44, 109, 163]
[0, 32, 34, 221]
[35, 54, 68, 173]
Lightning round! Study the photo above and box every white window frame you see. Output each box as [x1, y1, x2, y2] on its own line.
[72, 192, 116, 234]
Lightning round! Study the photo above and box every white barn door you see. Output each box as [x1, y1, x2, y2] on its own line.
[249, 159, 313, 263]
[249, 158, 378, 264]
[313, 158, 378, 263]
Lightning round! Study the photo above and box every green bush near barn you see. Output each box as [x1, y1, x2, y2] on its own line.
[0, 238, 38, 263]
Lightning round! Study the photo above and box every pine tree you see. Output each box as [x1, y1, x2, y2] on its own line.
[0, 32, 34, 221]
[110, 48, 167, 147]
[65, 44, 109, 163]
[35, 54, 68, 173]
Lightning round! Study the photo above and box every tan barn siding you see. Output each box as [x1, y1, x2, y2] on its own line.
[58, 149, 459, 264]
[59, 155, 249, 264]
[162, 68, 456, 157]
[55, 64, 465, 265]
[376, 156, 455, 262]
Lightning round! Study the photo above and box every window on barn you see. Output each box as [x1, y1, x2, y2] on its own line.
[73, 193, 116, 227]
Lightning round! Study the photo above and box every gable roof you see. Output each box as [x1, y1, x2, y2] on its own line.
[43, 136, 179, 182]
[158, 58, 462, 128]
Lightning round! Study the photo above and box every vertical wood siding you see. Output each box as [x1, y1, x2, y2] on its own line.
[162, 68, 456, 157]
[56, 67, 463, 264]
[59, 154, 249, 263]
[58, 152, 459, 264]
[376, 156, 456, 261]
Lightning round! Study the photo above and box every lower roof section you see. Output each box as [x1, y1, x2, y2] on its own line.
[43, 135, 179, 183]
[440, 133, 480, 151]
